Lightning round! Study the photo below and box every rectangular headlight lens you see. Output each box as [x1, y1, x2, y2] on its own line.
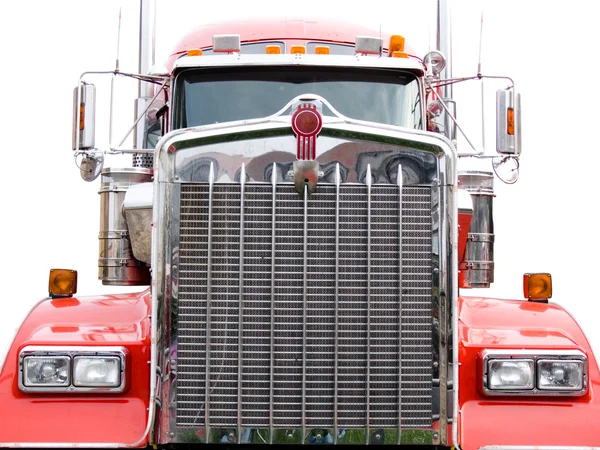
[488, 359, 534, 390]
[73, 356, 121, 387]
[23, 356, 70, 387]
[538, 359, 584, 390]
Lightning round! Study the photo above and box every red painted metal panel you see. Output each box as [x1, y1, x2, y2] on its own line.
[458, 296, 600, 449]
[0, 290, 151, 446]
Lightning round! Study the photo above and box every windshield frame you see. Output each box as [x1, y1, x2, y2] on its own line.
[171, 65, 424, 131]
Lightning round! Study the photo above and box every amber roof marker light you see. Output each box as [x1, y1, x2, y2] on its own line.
[49, 269, 78, 298]
[523, 273, 552, 302]
[388, 35, 408, 58]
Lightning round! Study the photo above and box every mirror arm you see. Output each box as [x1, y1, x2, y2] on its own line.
[429, 87, 483, 156]
[112, 78, 168, 151]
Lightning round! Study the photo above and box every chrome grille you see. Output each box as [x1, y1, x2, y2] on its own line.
[176, 183, 433, 431]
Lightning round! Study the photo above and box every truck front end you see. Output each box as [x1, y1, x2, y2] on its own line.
[150, 47, 456, 445]
[2, 4, 600, 449]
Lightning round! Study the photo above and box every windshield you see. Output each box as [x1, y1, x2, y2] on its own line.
[173, 67, 422, 130]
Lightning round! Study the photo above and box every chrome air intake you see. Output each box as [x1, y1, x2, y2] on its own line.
[98, 167, 152, 286]
[458, 171, 495, 288]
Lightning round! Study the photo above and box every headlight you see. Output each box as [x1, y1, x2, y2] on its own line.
[538, 359, 584, 391]
[23, 356, 70, 387]
[482, 350, 588, 396]
[488, 359, 534, 390]
[19, 346, 126, 393]
[73, 356, 121, 387]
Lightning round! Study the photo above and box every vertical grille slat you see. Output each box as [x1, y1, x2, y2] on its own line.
[237, 164, 246, 441]
[396, 165, 404, 444]
[365, 165, 372, 443]
[177, 182, 433, 431]
[204, 165, 214, 438]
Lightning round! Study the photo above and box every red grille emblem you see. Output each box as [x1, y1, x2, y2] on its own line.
[292, 103, 323, 160]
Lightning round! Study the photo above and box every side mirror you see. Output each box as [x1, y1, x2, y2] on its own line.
[72, 83, 96, 151]
[496, 89, 521, 155]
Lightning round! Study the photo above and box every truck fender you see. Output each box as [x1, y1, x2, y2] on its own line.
[457, 296, 600, 449]
[0, 289, 151, 447]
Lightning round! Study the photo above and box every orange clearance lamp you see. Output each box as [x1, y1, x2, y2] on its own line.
[388, 35, 408, 58]
[523, 273, 552, 302]
[186, 49, 203, 56]
[48, 269, 78, 298]
[265, 45, 281, 54]
[291, 45, 306, 54]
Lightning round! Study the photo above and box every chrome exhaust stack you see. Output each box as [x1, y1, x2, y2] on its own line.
[98, 168, 153, 286]
[458, 171, 495, 288]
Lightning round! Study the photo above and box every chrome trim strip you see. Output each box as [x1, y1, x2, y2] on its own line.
[146, 161, 162, 447]
[18, 346, 127, 393]
[165, 181, 179, 443]
[301, 184, 308, 442]
[396, 164, 403, 445]
[333, 163, 341, 444]
[204, 161, 215, 440]
[434, 180, 450, 446]
[237, 163, 246, 442]
[365, 164, 372, 444]
[269, 163, 277, 444]
[481, 349, 588, 396]
[452, 182, 459, 447]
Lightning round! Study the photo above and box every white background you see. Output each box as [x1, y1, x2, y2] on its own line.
[1, 1, 599, 362]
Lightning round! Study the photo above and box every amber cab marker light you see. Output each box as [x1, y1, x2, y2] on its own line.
[291, 45, 306, 54]
[49, 269, 78, 298]
[315, 46, 330, 55]
[266, 45, 281, 54]
[388, 35, 406, 56]
[523, 273, 552, 302]
[186, 49, 203, 56]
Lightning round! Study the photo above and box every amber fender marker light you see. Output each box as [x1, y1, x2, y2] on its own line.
[49, 269, 78, 298]
[523, 273, 552, 302]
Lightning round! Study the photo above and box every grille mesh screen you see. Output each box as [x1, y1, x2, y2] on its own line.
[176, 183, 433, 429]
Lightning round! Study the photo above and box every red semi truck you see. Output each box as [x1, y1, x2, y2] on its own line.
[1, 1, 599, 448]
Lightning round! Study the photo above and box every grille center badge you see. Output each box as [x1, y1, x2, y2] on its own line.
[291, 101, 323, 196]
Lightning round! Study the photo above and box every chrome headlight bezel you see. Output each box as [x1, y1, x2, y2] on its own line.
[482, 349, 588, 396]
[18, 346, 127, 393]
